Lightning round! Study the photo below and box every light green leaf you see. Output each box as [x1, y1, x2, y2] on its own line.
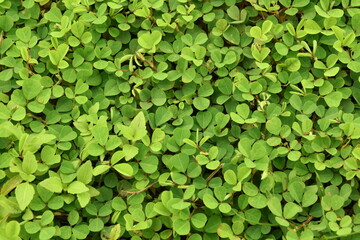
[285, 58, 301, 72]
[129, 111, 147, 141]
[304, 19, 322, 34]
[93, 165, 110, 176]
[289, 181, 305, 202]
[22, 78, 42, 100]
[139, 156, 158, 174]
[0, 16, 14, 32]
[283, 202, 302, 219]
[22, 152, 37, 174]
[348, 61, 360, 73]
[266, 117, 282, 135]
[92, 116, 109, 145]
[224, 170, 237, 185]
[171, 153, 189, 172]
[15, 182, 35, 210]
[39, 177, 63, 193]
[217, 223, 233, 238]
[77, 192, 91, 208]
[191, 213, 207, 228]
[174, 219, 190, 235]
[67, 181, 89, 194]
[113, 163, 134, 177]
[268, 197, 282, 217]
[77, 161, 93, 185]
[6, 221, 20, 237]
[203, 194, 218, 209]
[155, 107, 173, 126]
[193, 97, 210, 111]
[138, 31, 162, 49]
[89, 218, 104, 232]
[324, 92, 342, 107]
[44, 6, 62, 22]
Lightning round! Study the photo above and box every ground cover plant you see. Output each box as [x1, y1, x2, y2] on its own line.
[2, 0, 360, 239]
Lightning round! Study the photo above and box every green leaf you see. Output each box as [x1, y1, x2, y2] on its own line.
[113, 163, 134, 177]
[193, 97, 210, 111]
[71, 22, 84, 38]
[77, 161, 93, 185]
[283, 202, 302, 219]
[304, 19, 322, 34]
[227, 5, 240, 20]
[174, 219, 190, 235]
[288, 181, 305, 202]
[285, 58, 301, 72]
[123, 144, 139, 160]
[138, 31, 162, 49]
[353, 147, 360, 159]
[25, 222, 41, 234]
[237, 166, 251, 182]
[0, 69, 13, 82]
[348, 61, 360, 73]
[67, 181, 89, 194]
[41, 210, 54, 226]
[129, 111, 147, 141]
[266, 117, 282, 135]
[191, 213, 207, 228]
[77, 192, 91, 208]
[203, 194, 219, 209]
[5, 221, 20, 237]
[39, 227, 56, 240]
[267, 196, 282, 217]
[76, 193, 90, 208]
[155, 107, 173, 126]
[139, 156, 158, 174]
[16, 27, 31, 42]
[92, 116, 109, 145]
[44, 6, 62, 22]
[0, 16, 14, 32]
[302, 190, 318, 207]
[93, 165, 110, 176]
[22, 152, 37, 174]
[331, 195, 344, 210]
[248, 193, 268, 208]
[22, 77, 42, 100]
[151, 87, 167, 106]
[218, 78, 233, 95]
[89, 218, 104, 232]
[39, 177, 63, 193]
[275, 42, 289, 56]
[250, 26, 262, 38]
[15, 182, 35, 210]
[183, 138, 198, 148]
[0, 103, 10, 119]
[171, 153, 189, 172]
[217, 223, 233, 238]
[292, 0, 309, 7]
[224, 170, 237, 185]
[173, 128, 191, 146]
[324, 92, 342, 107]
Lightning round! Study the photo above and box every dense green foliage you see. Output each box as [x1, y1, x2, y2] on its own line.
[1, 0, 360, 239]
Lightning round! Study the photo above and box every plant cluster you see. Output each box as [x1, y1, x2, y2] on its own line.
[1, 0, 360, 239]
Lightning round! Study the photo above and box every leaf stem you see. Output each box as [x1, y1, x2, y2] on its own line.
[232, 209, 278, 226]
[135, 51, 157, 71]
[121, 181, 158, 196]
[26, 113, 47, 125]
[291, 216, 313, 231]
[206, 163, 224, 182]
[321, 231, 360, 239]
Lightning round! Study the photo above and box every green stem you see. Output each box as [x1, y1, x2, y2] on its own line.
[231, 210, 279, 227]
[320, 232, 360, 239]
